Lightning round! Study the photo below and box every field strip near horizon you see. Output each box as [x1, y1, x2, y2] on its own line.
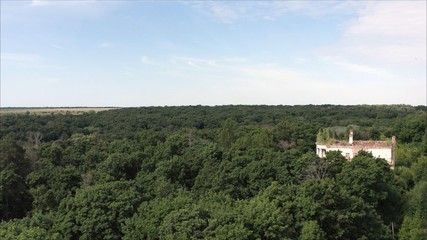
[0, 107, 119, 115]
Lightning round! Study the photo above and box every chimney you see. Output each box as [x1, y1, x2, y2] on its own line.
[392, 136, 396, 145]
[349, 129, 353, 144]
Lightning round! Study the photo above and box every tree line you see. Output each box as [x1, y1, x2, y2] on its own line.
[1, 105, 426, 239]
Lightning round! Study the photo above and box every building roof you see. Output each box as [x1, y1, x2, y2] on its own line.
[319, 140, 392, 149]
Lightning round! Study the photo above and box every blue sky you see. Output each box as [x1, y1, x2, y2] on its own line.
[1, 1, 426, 107]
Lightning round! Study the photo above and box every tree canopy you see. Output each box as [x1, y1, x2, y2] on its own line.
[0, 105, 425, 239]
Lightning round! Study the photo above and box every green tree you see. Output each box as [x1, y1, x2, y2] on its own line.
[399, 181, 427, 240]
[241, 187, 295, 239]
[52, 180, 142, 240]
[123, 190, 193, 240]
[158, 207, 209, 239]
[324, 151, 346, 177]
[26, 161, 80, 212]
[337, 151, 403, 227]
[299, 221, 325, 240]
[316, 128, 335, 144]
[295, 179, 390, 239]
[0, 139, 32, 220]
[0, 170, 33, 220]
[0, 219, 51, 240]
[412, 156, 427, 183]
[218, 118, 237, 148]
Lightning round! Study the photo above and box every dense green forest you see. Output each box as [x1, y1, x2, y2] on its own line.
[1, 105, 426, 239]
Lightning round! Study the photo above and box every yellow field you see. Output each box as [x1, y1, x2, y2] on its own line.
[0, 107, 118, 115]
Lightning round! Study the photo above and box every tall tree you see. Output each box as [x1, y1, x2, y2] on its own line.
[0, 139, 32, 220]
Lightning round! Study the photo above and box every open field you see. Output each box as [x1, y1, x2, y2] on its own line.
[0, 107, 119, 115]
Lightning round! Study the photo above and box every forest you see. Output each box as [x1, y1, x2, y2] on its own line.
[0, 104, 426, 239]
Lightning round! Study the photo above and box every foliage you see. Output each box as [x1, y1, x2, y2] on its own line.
[399, 181, 427, 239]
[0, 105, 425, 239]
[0, 138, 33, 220]
[52, 181, 142, 240]
[316, 128, 336, 144]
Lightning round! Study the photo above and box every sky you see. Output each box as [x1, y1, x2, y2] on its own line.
[1, 0, 426, 107]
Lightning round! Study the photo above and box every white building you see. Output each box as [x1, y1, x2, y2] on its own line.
[316, 129, 396, 167]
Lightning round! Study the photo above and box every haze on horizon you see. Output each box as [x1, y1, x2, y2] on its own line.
[1, 0, 426, 107]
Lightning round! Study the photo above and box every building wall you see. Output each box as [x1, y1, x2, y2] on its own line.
[316, 144, 327, 158]
[316, 144, 392, 164]
[316, 145, 354, 159]
[367, 148, 392, 163]
[326, 147, 354, 159]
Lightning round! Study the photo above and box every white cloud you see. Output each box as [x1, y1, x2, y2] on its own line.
[189, 1, 361, 23]
[340, 1, 426, 67]
[1, 53, 41, 62]
[210, 4, 239, 23]
[31, 0, 50, 6]
[156, 55, 425, 105]
[31, 0, 99, 7]
[189, 1, 425, 69]
[187, 61, 199, 68]
[98, 42, 113, 48]
[189, 2, 241, 23]
[140, 56, 152, 65]
[170, 56, 212, 68]
[346, 2, 426, 38]
[27, 0, 122, 20]
[265, 1, 361, 18]
[223, 57, 249, 63]
[263, 16, 274, 21]
[320, 56, 393, 78]
[52, 44, 65, 50]
[165, 56, 315, 102]
[336, 61, 391, 78]
[1, 52, 67, 70]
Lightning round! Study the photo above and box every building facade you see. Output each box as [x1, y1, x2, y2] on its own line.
[316, 130, 396, 167]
